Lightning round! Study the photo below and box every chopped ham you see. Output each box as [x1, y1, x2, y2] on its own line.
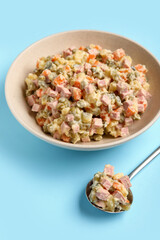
[123, 100, 133, 111]
[56, 85, 65, 92]
[112, 190, 126, 204]
[121, 90, 133, 100]
[46, 88, 58, 98]
[92, 118, 103, 129]
[56, 85, 71, 98]
[119, 175, 132, 189]
[100, 177, 112, 190]
[85, 84, 94, 94]
[116, 124, 123, 130]
[104, 164, 114, 176]
[61, 122, 70, 134]
[110, 111, 121, 121]
[95, 186, 110, 201]
[125, 117, 133, 126]
[61, 87, 71, 98]
[97, 79, 106, 88]
[47, 101, 58, 110]
[88, 48, 99, 55]
[75, 65, 84, 73]
[84, 63, 91, 70]
[72, 123, 80, 133]
[66, 114, 74, 122]
[137, 96, 147, 104]
[81, 136, 90, 142]
[27, 95, 35, 106]
[122, 58, 131, 68]
[117, 82, 132, 99]
[101, 94, 111, 106]
[138, 104, 145, 112]
[96, 200, 106, 209]
[53, 131, 61, 140]
[117, 82, 128, 94]
[63, 48, 72, 58]
[87, 69, 92, 76]
[136, 89, 151, 100]
[137, 76, 145, 85]
[120, 127, 129, 137]
[33, 79, 39, 87]
[52, 110, 60, 119]
[31, 103, 41, 112]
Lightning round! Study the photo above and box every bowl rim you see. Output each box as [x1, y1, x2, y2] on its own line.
[5, 29, 160, 150]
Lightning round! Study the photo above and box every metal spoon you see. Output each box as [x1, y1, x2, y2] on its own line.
[86, 146, 160, 213]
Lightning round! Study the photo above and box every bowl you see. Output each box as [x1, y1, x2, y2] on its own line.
[5, 30, 160, 151]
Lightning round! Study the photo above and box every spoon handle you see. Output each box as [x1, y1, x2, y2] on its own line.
[128, 146, 160, 180]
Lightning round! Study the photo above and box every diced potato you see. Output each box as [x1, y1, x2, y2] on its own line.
[95, 128, 104, 135]
[109, 82, 117, 92]
[143, 82, 150, 91]
[106, 195, 115, 212]
[74, 50, 86, 64]
[100, 49, 112, 57]
[93, 135, 103, 141]
[61, 107, 70, 115]
[130, 80, 142, 91]
[82, 112, 92, 123]
[113, 173, 124, 180]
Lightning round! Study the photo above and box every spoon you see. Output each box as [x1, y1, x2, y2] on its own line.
[86, 146, 160, 213]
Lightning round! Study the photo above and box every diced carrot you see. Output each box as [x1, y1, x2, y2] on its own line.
[79, 46, 85, 50]
[81, 90, 86, 99]
[36, 117, 46, 127]
[47, 105, 52, 111]
[119, 68, 130, 73]
[100, 113, 106, 120]
[92, 60, 100, 67]
[74, 80, 81, 88]
[121, 74, 128, 81]
[126, 106, 136, 117]
[72, 88, 82, 101]
[61, 134, 70, 142]
[94, 45, 102, 50]
[36, 89, 43, 97]
[42, 69, 51, 77]
[51, 54, 60, 62]
[65, 65, 71, 71]
[143, 103, 147, 110]
[100, 105, 108, 111]
[112, 104, 118, 110]
[53, 75, 65, 85]
[126, 199, 130, 204]
[56, 93, 60, 100]
[113, 182, 123, 192]
[86, 76, 94, 83]
[87, 54, 96, 62]
[135, 64, 147, 73]
[85, 107, 91, 111]
[102, 56, 108, 63]
[113, 48, 125, 61]
[90, 103, 95, 108]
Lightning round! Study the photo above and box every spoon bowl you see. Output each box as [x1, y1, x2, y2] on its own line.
[86, 179, 133, 213]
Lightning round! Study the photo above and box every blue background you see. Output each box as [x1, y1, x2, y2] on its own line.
[0, 0, 160, 239]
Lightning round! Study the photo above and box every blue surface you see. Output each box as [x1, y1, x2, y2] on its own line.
[0, 0, 160, 239]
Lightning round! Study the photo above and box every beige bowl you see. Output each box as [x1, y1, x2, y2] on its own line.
[5, 30, 160, 150]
